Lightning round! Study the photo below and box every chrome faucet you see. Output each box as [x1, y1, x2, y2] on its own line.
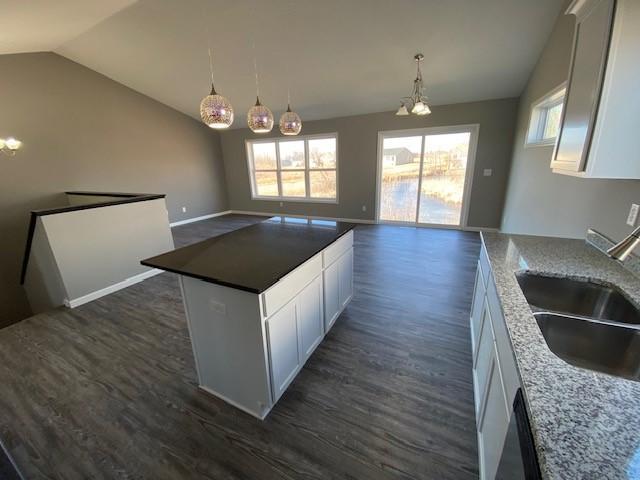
[607, 226, 640, 261]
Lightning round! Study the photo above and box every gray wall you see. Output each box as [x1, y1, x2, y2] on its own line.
[501, 7, 640, 240]
[0, 52, 227, 326]
[221, 98, 519, 227]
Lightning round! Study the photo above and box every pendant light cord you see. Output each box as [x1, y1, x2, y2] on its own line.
[202, 0, 215, 88]
[252, 44, 260, 98]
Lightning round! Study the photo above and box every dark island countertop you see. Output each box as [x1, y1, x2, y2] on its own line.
[141, 217, 356, 293]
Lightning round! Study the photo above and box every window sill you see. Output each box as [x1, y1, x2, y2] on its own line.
[251, 196, 338, 205]
[524, 140, 556, 149]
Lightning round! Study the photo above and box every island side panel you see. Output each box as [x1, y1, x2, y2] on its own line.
[179, 276, 272, 419]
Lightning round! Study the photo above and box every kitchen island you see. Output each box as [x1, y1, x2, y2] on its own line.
[142, 216, 355, 419]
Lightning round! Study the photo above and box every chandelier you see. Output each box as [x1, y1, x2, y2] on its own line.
[396, 53, 431, 116]
[0, 137, 22, 156]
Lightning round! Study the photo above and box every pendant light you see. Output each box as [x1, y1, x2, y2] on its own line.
[199, 10, 233, 129]
[279, 84, 302, 136]
[247, 52, 273, 133]
[396, 53, 432, 117]
[279, 103, 302, 135]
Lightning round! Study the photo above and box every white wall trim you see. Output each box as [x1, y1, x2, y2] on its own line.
[170, 210, 232, 227]
[229, 210, 376, 224]
[64, 268, 163, 308]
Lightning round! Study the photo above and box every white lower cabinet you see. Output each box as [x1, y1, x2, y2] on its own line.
[267, 275, 325, 402]
[471, 243, 519, 480]
[470, 261, 487, 356]
[338, 248, 354, 308]
[478, 354, 510, 480]
[323, 261, 340, 330]
[297, 276, 324, 361]
[266, 300, 300, 402]
[323, 247, 353, 332]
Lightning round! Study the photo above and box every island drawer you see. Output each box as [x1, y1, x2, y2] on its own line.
[262, 253, 322, 318]
[323, 231, 353, 267]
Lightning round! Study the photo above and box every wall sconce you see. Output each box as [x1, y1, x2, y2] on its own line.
[0, 137, 22, 156]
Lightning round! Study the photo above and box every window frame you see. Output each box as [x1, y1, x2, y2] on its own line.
[525, 83, 567, 148]
[245, 132, 339, 204]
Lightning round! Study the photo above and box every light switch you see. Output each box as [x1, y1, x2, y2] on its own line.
[627, 204, 639, 226]
[483, 169, 493, 177]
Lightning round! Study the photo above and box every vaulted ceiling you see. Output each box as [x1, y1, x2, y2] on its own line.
[2, 0, 564, 126]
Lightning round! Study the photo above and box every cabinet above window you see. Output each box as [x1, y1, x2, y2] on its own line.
[551, 0, 640, 179]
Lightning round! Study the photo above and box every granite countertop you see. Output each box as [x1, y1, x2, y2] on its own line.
[481, 232, 640, 480]
[142, 217, 355, 293]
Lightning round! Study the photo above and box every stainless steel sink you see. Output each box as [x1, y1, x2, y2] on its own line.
[534, 312, 640, 381]
[516, 272, 640, 324]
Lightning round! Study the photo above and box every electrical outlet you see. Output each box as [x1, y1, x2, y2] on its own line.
[627, 204, 639, 226]
[362, 205, 367, 212]
[209, 299, 226, 316]
[483, 169, 493, 177]
[181, 206, 187, 213]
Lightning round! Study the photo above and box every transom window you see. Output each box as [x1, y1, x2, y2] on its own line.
[246, 134, 338, 202]
[526, 85, 566, 146]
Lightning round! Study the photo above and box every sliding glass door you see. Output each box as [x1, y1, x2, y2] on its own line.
[377, 125, 478, 227]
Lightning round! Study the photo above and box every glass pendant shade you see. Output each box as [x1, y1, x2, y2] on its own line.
[411, 101, 425, 114]
[417, 104, 431, 116]
[279, 105, 302, 135]
[396, 104, 409, 116]
[200, 85, 234, 129]
[247, 97, 274, 133]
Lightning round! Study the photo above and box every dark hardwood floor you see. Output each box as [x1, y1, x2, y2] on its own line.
[0, 214, 480, 479]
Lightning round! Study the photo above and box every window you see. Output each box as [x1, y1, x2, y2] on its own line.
[526, 85, 566, 146]
[246, 134, 337, 202]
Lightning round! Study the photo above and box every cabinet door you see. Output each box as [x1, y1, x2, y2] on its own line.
[297, 276, 324, 361]
[323, 260, 340, 331]
[338, 248, 354, 308]
[470, 261, 486, 356]
[552, 0, 615, 172]
[266, 300, 300, 402]
[478, 354, 510, 480]
[473, 298, 493, 419]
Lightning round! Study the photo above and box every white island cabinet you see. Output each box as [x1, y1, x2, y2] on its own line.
[143, 219, 354, 419]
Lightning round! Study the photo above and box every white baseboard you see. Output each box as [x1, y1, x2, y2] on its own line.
[230, 210, 376, 224]
[464, 226, 500, 233]
[170, 210, 232, 227]
[64, 268, 163, 308]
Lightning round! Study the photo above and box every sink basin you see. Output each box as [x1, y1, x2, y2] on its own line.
[535, 312, 640, 381]
[516, 273, 640, 324]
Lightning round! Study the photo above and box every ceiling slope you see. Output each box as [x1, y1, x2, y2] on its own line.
[11, 0, 565, 125]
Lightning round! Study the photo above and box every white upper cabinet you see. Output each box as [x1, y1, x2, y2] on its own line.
[552, 0, 640, 179]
